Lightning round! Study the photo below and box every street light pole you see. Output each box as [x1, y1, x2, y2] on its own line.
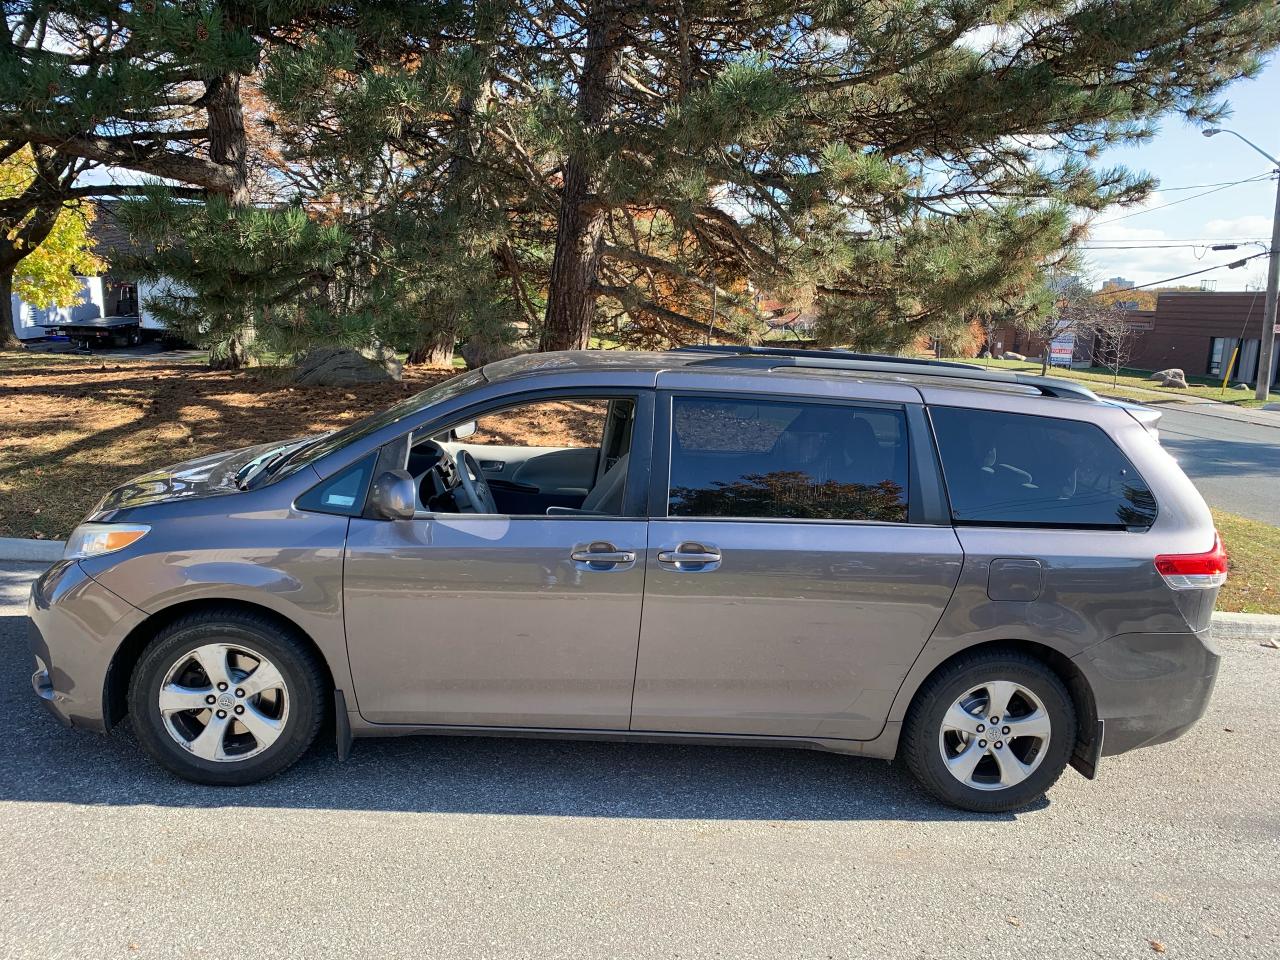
[1203, 128, 1279, 401]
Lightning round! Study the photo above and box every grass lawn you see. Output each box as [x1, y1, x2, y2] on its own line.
[2, 350, 1276, 614]
[944, 356, 1268, 408]
[1213, 510, 1280, 615]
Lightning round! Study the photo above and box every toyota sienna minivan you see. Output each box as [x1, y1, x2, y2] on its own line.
[27, 347, 1226, 812]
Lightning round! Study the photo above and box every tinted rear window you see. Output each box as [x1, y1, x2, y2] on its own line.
[929, 407, 1157, 528]
[668, 396, 909, 522]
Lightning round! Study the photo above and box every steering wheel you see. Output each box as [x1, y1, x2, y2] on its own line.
[453, 449, 499, 514]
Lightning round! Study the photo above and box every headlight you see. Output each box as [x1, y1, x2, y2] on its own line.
[63, 523, 151, 560]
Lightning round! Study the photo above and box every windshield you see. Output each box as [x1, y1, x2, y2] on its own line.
[267, 368, 488, 483]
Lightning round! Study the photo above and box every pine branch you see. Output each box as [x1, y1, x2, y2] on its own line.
[0, 122, 238, 193]
[594, 283, 746, 343]
[601, 244, 736, 301]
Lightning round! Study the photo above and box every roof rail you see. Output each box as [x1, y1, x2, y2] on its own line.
[674, 344, 983, 370]
[675, 346, 1099, 402]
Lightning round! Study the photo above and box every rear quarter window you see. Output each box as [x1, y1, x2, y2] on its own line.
[929, 407, 1157, 529]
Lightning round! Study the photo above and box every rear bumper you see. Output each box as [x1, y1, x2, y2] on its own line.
[26, 559, 145, 732]
[1075, 628, 1220, 757]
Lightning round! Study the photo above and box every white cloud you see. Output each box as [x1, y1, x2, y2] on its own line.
[1079, 200, 1271, 288]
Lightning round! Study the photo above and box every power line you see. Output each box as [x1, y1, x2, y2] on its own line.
[1155, 173, 1273, 192]
[1084, 237, 1270, 244]
[1092, 176, 1273, 226]
[1124, 251, 1270, 291]
[1099, 235, 1271, 241]
[1080, 243, 1230, 250]
[1079, 241, 1270, 251]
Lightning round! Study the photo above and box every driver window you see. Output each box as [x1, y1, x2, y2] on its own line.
[465, 399, 608, 449]
[408, 397, 635, 517]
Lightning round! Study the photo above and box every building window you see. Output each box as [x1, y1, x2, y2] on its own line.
[1207, 338, 1233, 378]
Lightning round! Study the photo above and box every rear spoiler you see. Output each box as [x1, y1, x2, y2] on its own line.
[1107, 399, 1162, 438]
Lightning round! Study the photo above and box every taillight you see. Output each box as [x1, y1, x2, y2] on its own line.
[1155, 533, 1228, 590]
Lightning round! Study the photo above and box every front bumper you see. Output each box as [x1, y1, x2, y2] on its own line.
[26, 559, 145, 732]
[1075, 627, 1221, 757]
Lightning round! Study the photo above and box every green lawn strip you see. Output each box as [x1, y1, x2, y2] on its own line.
[943, 356, 1267, 408]
[1212, 511, 1280, 615]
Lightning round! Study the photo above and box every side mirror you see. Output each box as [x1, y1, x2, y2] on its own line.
[452, 420, 477, 440]
[369, 469, 416, 521]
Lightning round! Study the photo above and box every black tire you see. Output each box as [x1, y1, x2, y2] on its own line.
[127, 609, 327, 786]
[902, 650, 1076, 813]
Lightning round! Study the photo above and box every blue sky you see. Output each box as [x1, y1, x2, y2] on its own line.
[1083, 58, 1279, 289]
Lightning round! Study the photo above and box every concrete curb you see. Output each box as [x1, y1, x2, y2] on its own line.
[1212, 612, 1280, 643]
[0, 537, 65, 562]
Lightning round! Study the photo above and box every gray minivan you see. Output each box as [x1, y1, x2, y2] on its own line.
[27, 347, 1226, 812]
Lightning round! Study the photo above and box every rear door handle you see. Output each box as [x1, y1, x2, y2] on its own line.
[657, 543, 722, 570]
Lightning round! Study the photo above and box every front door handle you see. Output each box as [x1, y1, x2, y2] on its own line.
[570, 542, 636, 569]
[657, 542, 722, 570]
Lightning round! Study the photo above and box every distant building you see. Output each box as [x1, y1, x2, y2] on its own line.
[7, 202, 166, 342]
[1102, 277, 1136, 291]
[1124, 291, 1275, 386]
[1046, 274, 1085, 294]
[990, 290, 1278, 388]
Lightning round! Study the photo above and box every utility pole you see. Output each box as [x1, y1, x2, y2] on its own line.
[1203, 128, 1279, 401]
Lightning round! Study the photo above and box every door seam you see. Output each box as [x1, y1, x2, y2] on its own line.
[626, 521, 651, 730]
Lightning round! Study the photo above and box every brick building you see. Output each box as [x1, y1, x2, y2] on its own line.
[1123, 291, 1277, 388]
[990, 290, 1278, 388]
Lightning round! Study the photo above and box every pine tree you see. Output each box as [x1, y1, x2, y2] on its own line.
[114, 191, 348, 366]
[260, 0, 531, 364]
[517, 0, 1280, 351]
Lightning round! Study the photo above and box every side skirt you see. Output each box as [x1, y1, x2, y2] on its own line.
[345, 717, 903, 761]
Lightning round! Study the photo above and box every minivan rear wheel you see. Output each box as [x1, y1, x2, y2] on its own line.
[128, 610, 326, 785]
[902, 650, 1076, 813]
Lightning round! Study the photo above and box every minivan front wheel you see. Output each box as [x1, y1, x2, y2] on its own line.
[128, 611, 326, 785]
[902, 651, 1076, 813]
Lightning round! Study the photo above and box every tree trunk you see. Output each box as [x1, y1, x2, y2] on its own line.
[205, 72, 251, 207]
[208, 334, 247, 370]
[205, 70, 252, 368]
[0, 267, 18, 350]
[407, 327, 456, 367]
[541, 0, 628, 352]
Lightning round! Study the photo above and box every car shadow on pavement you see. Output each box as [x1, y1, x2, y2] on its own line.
[1161, 434, 1280, 479]
[0, 613, 1041, 823]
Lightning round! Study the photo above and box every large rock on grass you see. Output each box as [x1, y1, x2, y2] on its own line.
[293, 347, 397, 386]
[1001, 351, 1026, 361]
[1149, 367, 1188, 388]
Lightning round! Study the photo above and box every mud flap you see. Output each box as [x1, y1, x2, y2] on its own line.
[335, 688, 353, 762]
[1070, 719, 1104, 780]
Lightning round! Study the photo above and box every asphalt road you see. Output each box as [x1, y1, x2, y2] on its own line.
[1155, 406, 1280, 526]
[2, 563, 1278, 960]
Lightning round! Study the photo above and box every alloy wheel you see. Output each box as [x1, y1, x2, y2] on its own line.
[157, 642, 290, 763]
[937, 680, 1051, 792]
